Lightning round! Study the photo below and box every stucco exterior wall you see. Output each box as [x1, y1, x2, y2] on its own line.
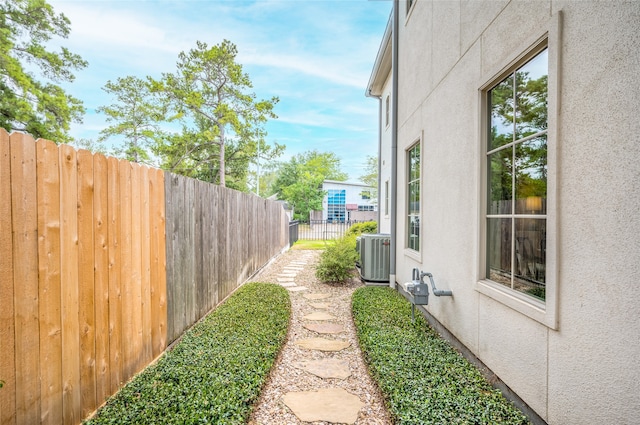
[387, 1, 640, 423]
[379, 73, 393, 233]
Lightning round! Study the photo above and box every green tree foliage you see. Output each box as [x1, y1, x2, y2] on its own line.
[489, 71, 547, 210]
[152, 39, 280, 188]
[272, 150, 348, 220]
[96, 76, 166, 163]
[360, 155, 378, 188]
[0, 0, 86, 143]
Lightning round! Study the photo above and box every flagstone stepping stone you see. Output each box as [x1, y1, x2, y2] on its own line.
[303, 311, 336, 321]
[279, 272, 297, 277]
[309, 302, 330, 309]
[303, 323, 345, 334]
[277, 277, 294, 283]
[303, 293, 331, 300]
[292, 359, 351, 379]
[284, 266, 304, 270]
[283, 387, 364, 424]
[288, 286, 308, 292]
[295, 338, 350, 351]
[279, 282, 297, 287]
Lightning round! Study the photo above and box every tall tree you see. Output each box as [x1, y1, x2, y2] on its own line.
[153, 39, 279, 187]
[0, 0, 86, 143]
[96, 76, 166, 164]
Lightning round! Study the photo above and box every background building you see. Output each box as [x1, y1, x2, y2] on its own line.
[320, 180, 376, 223]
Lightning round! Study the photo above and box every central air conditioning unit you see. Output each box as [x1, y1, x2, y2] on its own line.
[357, 233, 390, 282]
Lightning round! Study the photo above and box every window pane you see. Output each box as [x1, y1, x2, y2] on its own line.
[409, 144, 420, 181]
[487, 218, 512, 288]
[408, 215, 420, 251]
[487, 147, 513, 215]
[409, 181, 420, 214]
[489, 75, 514, 150]
[515, 135, 547, 214]
[514, 218, 546, 300]
[515, 49, 548, 139]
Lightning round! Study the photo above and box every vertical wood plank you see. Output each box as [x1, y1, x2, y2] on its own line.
[157, 170, 167, 353]
[106, 157, 122, 394]
[59, 144, 80, 425]
[10, 133, 40, 425]
[209, 185, 219, 310]
[194, 182, 204, 318]
[36, 139, 62, 425]
[186, 178, 196, 327]
[92, 153, 110, 405]
[129, 163, 142, 375]
[140, 166, 152, 365]
[0, 129, 16, 425]
[118, 161, 133, 381]
[150, 169, 166, 357]
[77, 149, 96, 418]
[164, 173, 175, 343]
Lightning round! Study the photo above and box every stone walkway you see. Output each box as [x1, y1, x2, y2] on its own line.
[248, 249, 391, 425]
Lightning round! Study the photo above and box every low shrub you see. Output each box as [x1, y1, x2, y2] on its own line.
[315, 235, 358, 284]
[85, 283, 290, 425]
[352, 287, 530, 425]
[346, 221, 378, 237]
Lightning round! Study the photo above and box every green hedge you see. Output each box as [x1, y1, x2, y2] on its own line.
[85, 283, 290, 425]
[352, 287, 530, 425]
[346, 221, 377, 236]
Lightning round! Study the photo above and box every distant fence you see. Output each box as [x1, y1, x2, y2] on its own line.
[297, 220, 353, 240]
[289, 220, 299, 246]
[0, 129, 289, 425]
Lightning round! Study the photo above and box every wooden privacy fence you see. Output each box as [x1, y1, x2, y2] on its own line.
[164, 173, 289, 342]
[0, 129, 290, 425]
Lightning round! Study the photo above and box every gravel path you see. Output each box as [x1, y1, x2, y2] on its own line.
[248, 249, 392, 425]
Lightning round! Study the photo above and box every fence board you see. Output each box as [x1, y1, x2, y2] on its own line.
[150, 169, 166, 357]
[10, 133, 41, 425]
[36, 139, 62, 425]
[92, 154, 110, 405]
[0, 130, 16, 425]
[60, 144, 80, 425]
[129, 163, 142, 375]
[118, 161, 133, 381]
[140, 166, 152, 366]
[77, 149, 96, 418]
[186, 179, 196, 327]
[107, 157, 122, 395]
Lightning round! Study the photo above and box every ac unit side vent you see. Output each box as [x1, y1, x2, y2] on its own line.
[359, 234, 390, 282]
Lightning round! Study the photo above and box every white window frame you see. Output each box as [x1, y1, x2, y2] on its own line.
[384, 179, 389, 217]
[477, 13, 561, 329]
[385, 95, 390, 129]
[405, 139, 421, 255]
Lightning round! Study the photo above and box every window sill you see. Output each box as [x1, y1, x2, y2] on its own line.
[404, 248, 421, 263]
[476, 279, 556, 329]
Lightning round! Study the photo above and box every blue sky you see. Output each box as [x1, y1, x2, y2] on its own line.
[48, 0, 392, 183]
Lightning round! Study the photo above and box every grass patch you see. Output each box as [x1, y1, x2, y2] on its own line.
[352, 287, 530, 425]
[291, 239, 335, 250]
[85, 282, 290, 425]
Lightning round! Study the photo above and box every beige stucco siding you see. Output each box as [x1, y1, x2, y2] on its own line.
[387, 0, 640, 423]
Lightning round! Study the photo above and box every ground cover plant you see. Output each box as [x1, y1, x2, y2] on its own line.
[85, 282, 290, 425]
[352, 287, 530, 425]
